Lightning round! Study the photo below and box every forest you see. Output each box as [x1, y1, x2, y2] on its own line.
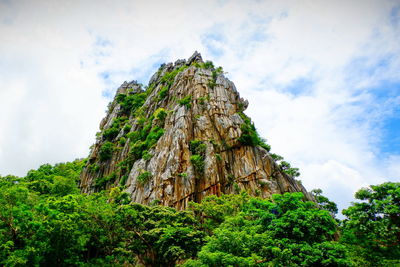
[0, 159, 399, 266]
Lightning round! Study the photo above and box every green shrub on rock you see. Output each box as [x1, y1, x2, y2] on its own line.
[158, 86, 169, 100]
[237, 112, 271, 152]
[154, 108, 167, 122]
[190, 155, 205, 173]
[179, 95, 192, 109]
[99, 141, 115, 161]
[137, 171, 151, 186]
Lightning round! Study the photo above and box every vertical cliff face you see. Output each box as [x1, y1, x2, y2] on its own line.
[80, 52, 312, 209]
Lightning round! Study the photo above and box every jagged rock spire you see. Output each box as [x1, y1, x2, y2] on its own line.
[187, 51, 203, 64]
[80, 53, 312, 209]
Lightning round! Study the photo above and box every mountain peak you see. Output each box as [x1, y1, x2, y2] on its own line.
[80, 55, 312, 208]
[187, 51, 203, 64]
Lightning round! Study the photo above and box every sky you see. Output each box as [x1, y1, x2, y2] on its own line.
[0, 0, 399, 213]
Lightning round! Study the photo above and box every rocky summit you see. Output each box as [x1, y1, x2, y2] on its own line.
[80, 52, 312, 209]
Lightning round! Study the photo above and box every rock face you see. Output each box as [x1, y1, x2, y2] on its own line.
[80, 52, 312, 209]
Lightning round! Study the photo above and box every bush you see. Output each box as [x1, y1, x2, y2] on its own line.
[123, 124, 131, 133]
[145, 83, 156, 95]
[189, 140, 206, 156]
[198, 96, 207, 105]
[237, 112, 271, 152]
[126, 131, 140, 142]
[119, 137, 126, 146]
[238, 123, 259, 146]
[103, 117, 129, 141]
[137, 171, 151, 186]
[99, 141, 115, 161]
[190, 155, 205, 173]
[129, 141, 146, 162]
[142, 150, 152, 161]
[154, 108, 167, 122]
[119, 175, 129, 186]
[270, 153, 284, 161]
[145, 127, 165, 148]
[158, 86, 169, 100]
[179, 95, 192, 109]
[203, 61, 215, 69]
[137, 116, 146, 126]
[160, 65, 188, 89]
[127, 115, 165, 165]
[259, 139, 271, 151]
[189, 140, 206, 175]
[279, 161, 300, 177]
[88, 163, 100, 173]
[205, 64, 223, 90]
[140, 122, 152, 140]
[207, 79, 216, 89]
[116, 92, 147, 115]
[95, 171, 117, 188]
[103, 127, 119, 141]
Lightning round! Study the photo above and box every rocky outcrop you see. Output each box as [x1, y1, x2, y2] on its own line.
[80, 52, 312, 209]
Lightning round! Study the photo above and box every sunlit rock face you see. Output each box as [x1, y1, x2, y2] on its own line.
[80, 52, 312, 209]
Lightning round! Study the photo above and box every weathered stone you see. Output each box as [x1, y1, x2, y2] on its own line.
[80, 52, 313, 209]
[187, 51, 203, 64]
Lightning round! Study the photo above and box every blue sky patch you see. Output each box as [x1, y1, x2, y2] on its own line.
[94, 36, 112, 47]
[283, 77, 314, 96]
[201, 29, 226, 58]
[100, 71, 110, 80]
[369, 80, 400, 100]
[353, 79, 400, 156]
[380, 114, 400, 155]
[131, 49, 171, 85]
[346, 54, 393, 81]
[390, 5, 400, 27]
[99, 71, 117, 98]
[99, 50, 170, 99]
[140, 59, 165, 83]
[372, 81, 400, 155]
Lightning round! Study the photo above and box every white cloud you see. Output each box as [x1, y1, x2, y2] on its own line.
[0, 0, 399, 212]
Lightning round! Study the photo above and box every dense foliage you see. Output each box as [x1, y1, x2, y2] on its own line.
[341, 182, 400, 266]
[99, 141, 115, 161]
[0, 161, 203, 266]
[116, 91, 147, 116]
[0, 160, 398, 266]
[237, 112, 271, 152]
[187, 192, 349, 266]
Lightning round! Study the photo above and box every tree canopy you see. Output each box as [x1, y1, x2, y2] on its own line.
[186, 192, 349, 266]
[0, 160, 398, 266]
[341, 182, 400, 266]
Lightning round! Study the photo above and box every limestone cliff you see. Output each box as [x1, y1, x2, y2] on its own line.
[80, 52, 312, 209]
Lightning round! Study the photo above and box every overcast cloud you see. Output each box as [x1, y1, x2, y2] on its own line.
[0, 0, 399, 212]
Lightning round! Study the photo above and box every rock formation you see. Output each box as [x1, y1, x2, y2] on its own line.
[80, 52, 312, 209]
